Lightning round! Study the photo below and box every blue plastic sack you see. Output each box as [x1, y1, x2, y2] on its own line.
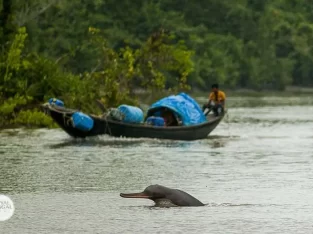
[146, 116, 165, 126]
[117, 105, 144, 123]
[72, 112, 94, 131]
[48, 98, 64, 107]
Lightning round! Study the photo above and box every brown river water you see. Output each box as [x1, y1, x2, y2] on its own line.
[0, 96, 313, 233]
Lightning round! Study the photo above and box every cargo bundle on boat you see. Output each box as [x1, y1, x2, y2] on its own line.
[41, 93, 225, 141]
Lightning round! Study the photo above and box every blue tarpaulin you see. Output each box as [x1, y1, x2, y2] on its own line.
[147, 93, 206, 126]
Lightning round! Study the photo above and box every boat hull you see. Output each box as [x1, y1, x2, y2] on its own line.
[41, 104, 225, 141]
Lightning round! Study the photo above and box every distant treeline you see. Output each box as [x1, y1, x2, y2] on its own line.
[1, 0, 313, 127]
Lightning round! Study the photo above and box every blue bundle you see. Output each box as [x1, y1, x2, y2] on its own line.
[48, 98, 64, 107]
[146, 116, 165, 126]
[117, 105, 144, 124]
[72, 112, 94, 131]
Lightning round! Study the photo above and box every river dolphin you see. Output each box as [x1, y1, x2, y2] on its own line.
[120, 184, 204, 207]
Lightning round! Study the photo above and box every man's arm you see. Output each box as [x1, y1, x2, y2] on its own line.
[219, 92, 226, 106]
[202, 93, 213, 111]
[208, 92, 214, 105]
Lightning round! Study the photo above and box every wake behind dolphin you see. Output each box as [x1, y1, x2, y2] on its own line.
[120, 184, 204, 207]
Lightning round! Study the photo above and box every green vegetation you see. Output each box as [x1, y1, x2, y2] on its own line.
[1, 0, 313, 128]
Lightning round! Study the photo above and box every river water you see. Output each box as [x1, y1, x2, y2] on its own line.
[0, 96, 313, 233]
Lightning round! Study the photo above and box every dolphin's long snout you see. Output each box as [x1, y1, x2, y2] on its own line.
[120, 192, 150, 199]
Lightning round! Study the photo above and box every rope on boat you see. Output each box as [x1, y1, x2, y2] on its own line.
[63, 113, 73, 127]
[103, 115, 112, 136]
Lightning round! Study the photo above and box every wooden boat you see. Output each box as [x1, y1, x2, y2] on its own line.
[41, 103, 225, 141]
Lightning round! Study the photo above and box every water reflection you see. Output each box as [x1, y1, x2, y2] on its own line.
[48, 137, 199, 149]
[48, 138, 148, 149]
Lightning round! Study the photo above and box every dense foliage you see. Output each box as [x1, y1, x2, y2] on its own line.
[1, 0, 313, 127]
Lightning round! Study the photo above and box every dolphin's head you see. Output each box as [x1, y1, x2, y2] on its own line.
[120, 184, 168, 201]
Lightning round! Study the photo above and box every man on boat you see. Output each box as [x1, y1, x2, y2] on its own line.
[202, 83, 226, 116]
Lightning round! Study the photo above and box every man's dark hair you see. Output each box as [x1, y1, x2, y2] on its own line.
[211, 83, 219, 89]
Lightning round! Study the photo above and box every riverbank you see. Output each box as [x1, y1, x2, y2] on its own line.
[1, 87, 313, 131]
